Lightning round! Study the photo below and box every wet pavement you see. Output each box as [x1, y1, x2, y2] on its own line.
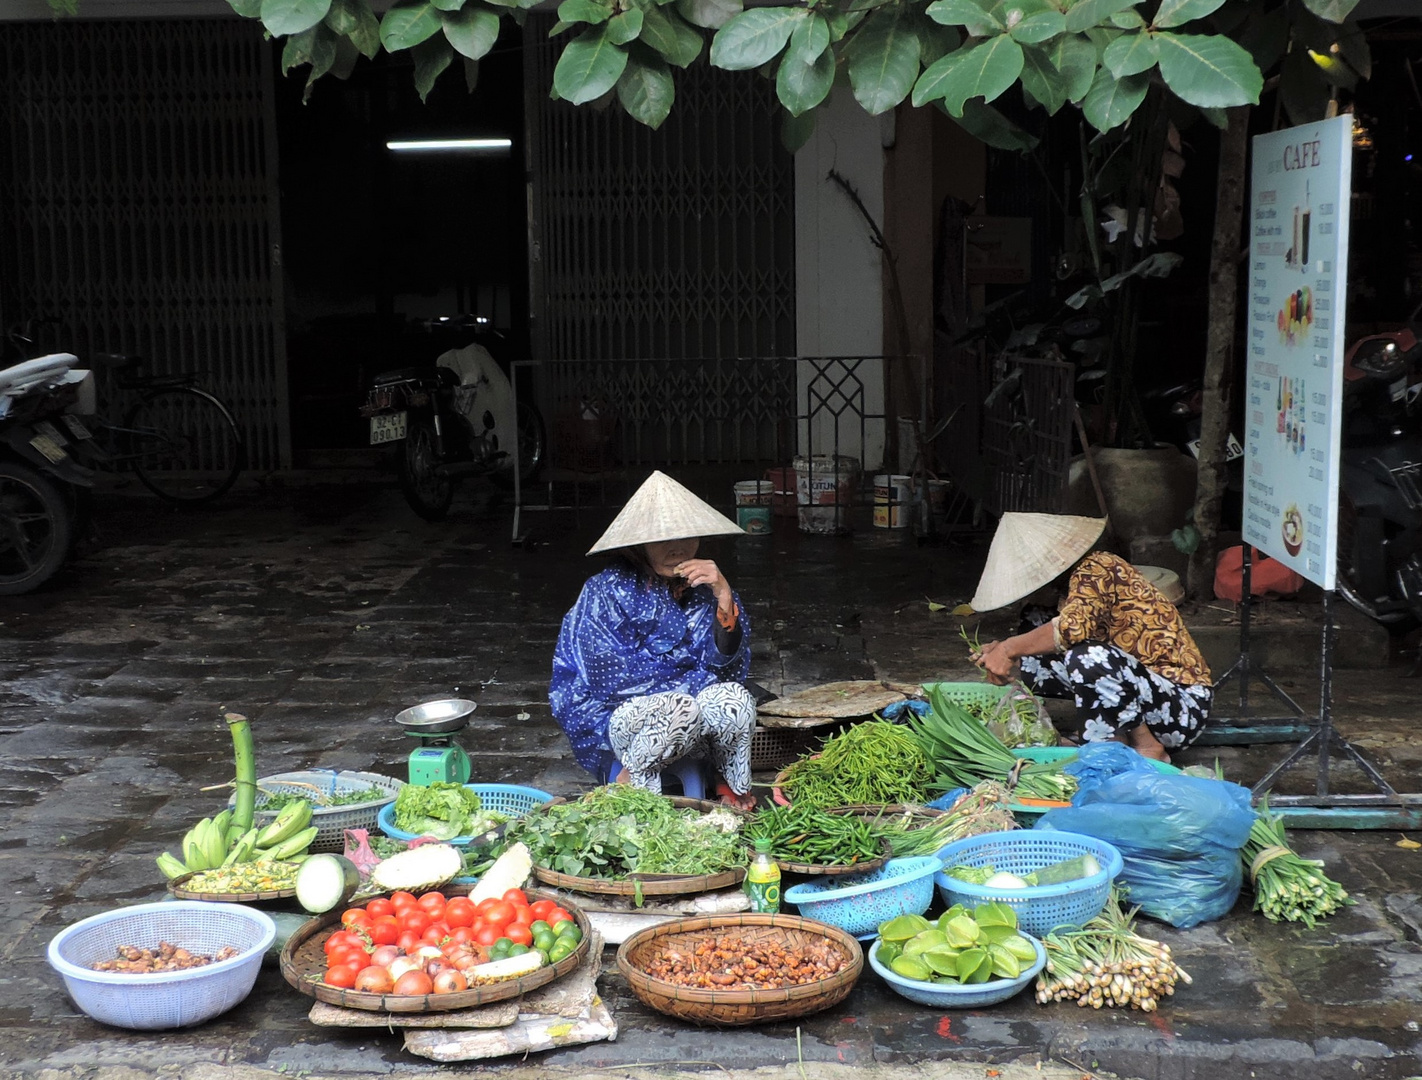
[3, 475, 1421, 1080]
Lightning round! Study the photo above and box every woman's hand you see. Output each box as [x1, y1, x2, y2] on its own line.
[971, 640, 1017, 685]
[675, 558, 734, 617]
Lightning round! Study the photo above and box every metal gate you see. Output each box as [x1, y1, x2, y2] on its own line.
[0, 19, 289, 471]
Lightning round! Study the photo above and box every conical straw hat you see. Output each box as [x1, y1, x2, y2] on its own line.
[587, 471, 744, 555]
[970, 512, 1107, 611]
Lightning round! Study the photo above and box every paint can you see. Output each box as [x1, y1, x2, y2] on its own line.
[872, 474, 913, 529]
[793, 455, 859, 535]
[733, 480, 773, 535]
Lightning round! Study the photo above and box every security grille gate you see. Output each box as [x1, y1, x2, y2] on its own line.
[0, 20, 289, 472]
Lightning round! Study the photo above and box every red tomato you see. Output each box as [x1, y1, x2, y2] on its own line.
[417, 891, 448, 912]
[450, 926, 475, 946]
[396, 931, 422, 955]
[505, 923, 533, 947]
[328, 945, 367, 971]
[443, 898, 476, 928]
[474, 925, 501, 948]
[510, 905, 534, 927]
[483, 901, 515, 929]
[398, 909, 431, 935]
[369, 916, 401, 946]
[323, 963, 359, 989]
[547, 908, 573, 926]
[476, 897, 499, 914]
[422, 925, 451, 946]
[529, 900, 557, 921]
[341, 909, 373, 932]
[365, 897, 395, 919]
[324, 930, 361, 956]
[389, 891, 418, 912]
[502, 888, 529, 907]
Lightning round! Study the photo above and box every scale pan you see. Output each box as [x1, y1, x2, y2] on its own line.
[396, 698, 477, 733]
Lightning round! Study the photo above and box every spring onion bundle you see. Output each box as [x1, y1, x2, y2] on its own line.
[1035, 892, 1191, 1011]
[1241, 799, 1352, 927]
[777, 721, 935, 808]
[909, 691, 1077, 801]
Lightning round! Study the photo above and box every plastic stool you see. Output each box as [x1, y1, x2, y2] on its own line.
[609, 756, 706, 800]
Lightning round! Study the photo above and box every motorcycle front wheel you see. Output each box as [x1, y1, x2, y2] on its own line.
[397, 419, 455, 521]
[490, 400, 548, 491]
[0, 459, 74, 594]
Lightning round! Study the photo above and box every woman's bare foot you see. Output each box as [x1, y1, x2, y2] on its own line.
[614, 768, 631, 784]
[1128, 724, 1171, 763]
[715, 781, 756, 811]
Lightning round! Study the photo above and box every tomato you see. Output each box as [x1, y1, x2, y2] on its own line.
[323, 963, 359, 989]
[389, 890, 418, 911]
[504, 923, 533, 947]
[369, 916, 401, 946]
[443, 897, 476, 928]
[474, 925, 501, 948]
[483, 901, 515, 929]
[328, 946, 367, 971]
[324, 930, 361, 956]
[476, 897, 499, 914]
[450, 926, 475, 946]
[547, 908, 573, 926]
[529, 900, 557, 921]
[510, 905, 534, 927]
[417, 891, 448, 912]
[364, 897, 395, 918]
[502, 888, 529, 907]
[398, 909, 431, 935]
[341, 908, 373, 931]
[397, 931, 423, 954]
[422, 924, 450, 946]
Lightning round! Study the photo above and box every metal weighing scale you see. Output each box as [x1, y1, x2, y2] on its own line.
[395, 698, 476, 786]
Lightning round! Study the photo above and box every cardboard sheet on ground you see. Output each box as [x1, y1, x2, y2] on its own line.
[756, 680, 915, 720]
[574, 885, 750, 944]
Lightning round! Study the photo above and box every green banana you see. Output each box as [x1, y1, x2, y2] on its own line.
[255, 799, 312, 849]
[156, 852, 189, 880]
[223, 827, 260, 867]
[182, 832, 209, 872]
[262, 825, 318, 861]
[212, 808, 234, 837]
[203, 819, 228, 868]
[226, 823, 244, 848]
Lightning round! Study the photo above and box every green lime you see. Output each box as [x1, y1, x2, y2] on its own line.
[489, 939, 511, 960]
[530, 920, 552, 935]
[509, 943, 530, 956]
[556, 922, 582, 943]
[533, 930, 556, 953]
[548, 939, 575, 964]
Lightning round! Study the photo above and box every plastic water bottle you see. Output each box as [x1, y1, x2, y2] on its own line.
[745, 838, 781, 914]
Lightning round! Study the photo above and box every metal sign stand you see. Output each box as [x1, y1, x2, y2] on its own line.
[1252, 592, 1422, 829]
[1194, 546, 1312, 746]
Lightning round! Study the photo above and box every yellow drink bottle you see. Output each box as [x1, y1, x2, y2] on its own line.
[745, 838, 781, 914]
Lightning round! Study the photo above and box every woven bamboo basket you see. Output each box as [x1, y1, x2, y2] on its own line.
[279, 886, 591, 1013]
[771, 840, 892, 879]
[616, 913, 863, 1027]
[167, 870, 297, 904]
[823, 804, 948, 828]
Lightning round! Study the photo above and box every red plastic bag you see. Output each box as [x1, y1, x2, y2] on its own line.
[1214, 545, 1304, 602]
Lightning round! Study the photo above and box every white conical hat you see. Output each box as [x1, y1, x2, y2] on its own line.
[970, 512, 1108, 611]
[587, 471, 744, 555]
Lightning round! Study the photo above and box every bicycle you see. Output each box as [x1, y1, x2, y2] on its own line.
[4, 319, 246, 504]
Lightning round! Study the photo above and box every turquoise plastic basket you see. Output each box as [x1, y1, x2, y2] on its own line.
[378, 783, 553, 844]
[933, 830, 1123, 937]
[784, 857, 939, 938]
[867, 935, 1046, 1008]
[921, 681, 1008, 711]
[1006, 749, 1181, 822]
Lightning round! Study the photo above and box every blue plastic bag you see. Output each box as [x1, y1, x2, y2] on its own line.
[1063, 741, 1157, 799]
[1036, 769, 1256, 928]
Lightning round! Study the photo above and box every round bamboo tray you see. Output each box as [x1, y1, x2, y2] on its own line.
[616, 913, 863, 1027]
[278, 886, 591, 1013]
[529, 796, 749, 897]
[824, 804, 948, 827]
[770, 840, 891, 878]
[167, 870, 297, 903]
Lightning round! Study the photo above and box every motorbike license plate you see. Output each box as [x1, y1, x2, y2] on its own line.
[370, 411, 407, 445]
[30, 432, 67, 463]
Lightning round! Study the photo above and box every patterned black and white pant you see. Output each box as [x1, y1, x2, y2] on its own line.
[1017, 609, 1212, 751]
[607, 683, 756, 794]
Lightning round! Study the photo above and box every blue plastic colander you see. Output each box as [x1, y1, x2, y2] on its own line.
[784, 856, 940, 938]
[378, 783, 553, 845]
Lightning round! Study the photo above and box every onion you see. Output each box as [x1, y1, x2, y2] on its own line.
[413, 945, 444, 963]
[432, 969, 468, 994]
[354, 965, 393, 994]
[451, 953, 479, 972]
[370, 945, 402, 968]
[425, 959, 451, 978]
[388, 956, 423, 982]
[392, 970, 434, 996]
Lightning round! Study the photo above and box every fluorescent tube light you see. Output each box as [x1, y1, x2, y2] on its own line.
[386, 138, 512, 153]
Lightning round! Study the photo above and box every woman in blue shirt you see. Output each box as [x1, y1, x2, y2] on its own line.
[550, 471, 756, 809]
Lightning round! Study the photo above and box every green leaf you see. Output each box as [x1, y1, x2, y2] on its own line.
[443, 4, 501, 59]
[1279, 47, 1331, 125]
[916, 19, 962, 66]
[845, 8, 920, 116]
[847, 0, 894, 11]
[1153, 32, 1261, 108]
[776, 41, 835, 115]
[1046, 32, 1096, 100]
[281, 27, 317, 72]
[1233, 3, 1287, 71]
[1008, 9, 1066, 44]
[411, 35, 454, 99]
[430, 0, 463, 11]
[329, 33, 361, 77]
[640, 4, 703, 66]
[1199, 105, 1227, 128]
[1063, 0, 1139, 34]
[261, 0, 331, 36]
[1102, 29, 1157, 76]
[308, 29, 338, 80]
[943, 98, 1039, 150]
[1300, 0, 1359, 21]
[617, 47, 675, 127]
[781, 108, 817, 152]
[923, 0, 1001, 36]
[788, 13, 829, 66]
[675, 0, 739, 30]
[1019, 44, 1068, 113]
[554, 25, 629, 102]
[462, 56, 480, 89]
[606, 7, 644, 44]
[227, 0, 262, 17]
[710, 8, 805, 71]
[1080, 66, 1146, 130]
[381, 1, 443, 49]
[912, 34, 1023, 116]
[558, 0, 610, 24]
[1109, 8, 1144, 27]
[1152, 0, 1225, 29]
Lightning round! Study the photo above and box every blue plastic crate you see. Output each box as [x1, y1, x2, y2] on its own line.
[378, 783, 554, 845]
[867, 935, 1045, 1008]
[784, 856, 939, 938]
[933, 830, 1123, 937]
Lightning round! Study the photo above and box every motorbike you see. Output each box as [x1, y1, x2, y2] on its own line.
[0, 328, 97, 594]
[360, 323, 546, 521]
[1335, 327, 1422, 634]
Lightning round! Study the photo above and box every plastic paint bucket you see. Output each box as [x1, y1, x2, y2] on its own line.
[873, 474, 913, 529]
[733, 480, 773, 535]
[793, 455, 859, 535]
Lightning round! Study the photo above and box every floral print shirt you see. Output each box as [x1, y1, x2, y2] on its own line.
[1052, 552, 1211, 687]
[550, 561, 751, 775]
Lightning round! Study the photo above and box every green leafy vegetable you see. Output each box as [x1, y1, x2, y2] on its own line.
[393, 782, 483, 840]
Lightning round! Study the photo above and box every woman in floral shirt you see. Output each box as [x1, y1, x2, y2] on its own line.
[551, 471, 757, 808]
[969, 512, 1212, 761]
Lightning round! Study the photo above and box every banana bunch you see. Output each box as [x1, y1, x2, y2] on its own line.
[156, 800, 319, 880]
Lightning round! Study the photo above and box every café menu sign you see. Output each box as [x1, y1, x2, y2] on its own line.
[1244, 115, 1353, 590]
